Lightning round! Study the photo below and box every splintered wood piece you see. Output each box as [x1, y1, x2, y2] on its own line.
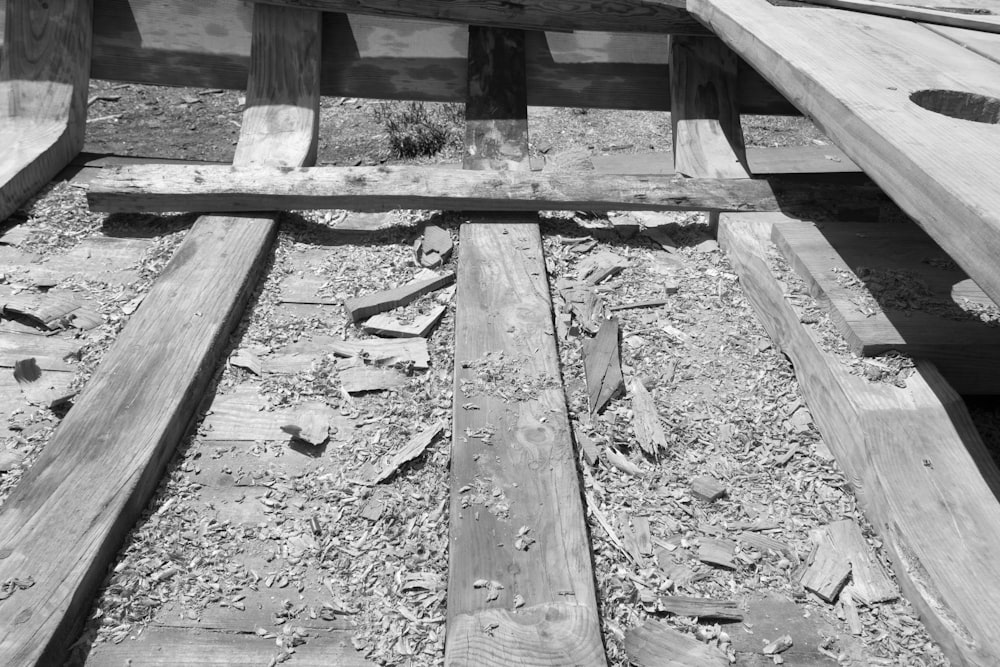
[417, 225, 453, 267]
[280, 401, 331, 445]
[632, 516, 654, 556]
[609, 299, 669, 312]
[827, 520, 898, 605]
[338, 361, 407, 394]
[690, 475, 727, 501]
[13, 358, 75, 408]
[629, 378, 668, 457]
[577, 250, 629, 285]
[0, 8, 323, 662]
[203, 389, 351, 443]
[326, 337, 430, 369]
[698, 538, 737, 569]
[657, 595, 744, 621]
[625, 620, 729, 667]
[561, 284, 606, 335]
[574, 428, 601, 466]
[605, 446, 643, 477]
[229, 349, 262, 375]
[362, 305, 446, 338]
[0, 332, 82, 371]
[370, 422, 443, 484]
[800, 527, 852, 603]
[344, 271, 454, 322]
[87, 164, 883, 216]
[3, 292, 101, 331]
[739, 531, 798, 563]
[583, 317, 624, 414]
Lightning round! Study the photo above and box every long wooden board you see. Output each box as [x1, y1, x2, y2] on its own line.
[0, 0, 92, 222]
[772, 219, 1000, 394]
[718, 212, 1000, 667]
[0, 5, 321, 663]
[797, 0, 1000, 34]
[87, 164, 883, 215]
[448, 24, 603, 666]
[0, 1, 795, 113]
[253, 0, 706, 34]
[690, 0, 1000, 312]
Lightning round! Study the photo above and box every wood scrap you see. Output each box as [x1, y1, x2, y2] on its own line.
[739, 531, 797, 563]
[609, 298, 668, 312]
[762, 634, 793, 655]
[624, 619, 729, 667]
[631, 516, 653, 557]
[605, 446, 643, 477]
[362, 305, 446, 338]
[0, 332, 82, 371]
[278, 274, 339, 305]
[344, 271, 454, 322]
[338, 357, 407, 393]
[629, 377, 668, 457]
[577, 250, 629, 285]
[560, 283, 606, 335]
[574, 427, 600, 466]
[368, 422, 443, 484]
[416, 225, 453, 268]
[280, 401, 331, 445]
[657, 595, 744, 621]
[643, 226, 679, 252]
[690, 475, 727, 501]
[799, 526, 852, 602]
[583, 317, 624, 414]
[826, 520, 898, 605]
[229, 349, 262, 375]
[13, 358, 75, 408]
[326, 337, 430, 369]
[698, 537, 737, 569]
[840, 586, 864, 636]
[3, 292, 101, 330]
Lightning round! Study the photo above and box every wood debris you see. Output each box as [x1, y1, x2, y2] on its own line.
[415, 225, 453, 268]
[657, 595, 744, 621]
[326, 336, 430, 369]
[762, 634, 793, 655]
[279, 401, 330, 446]
[338, 357, 408, 393]
[609, 298, 668, 312]
[229, 349, 262, 375]
[624, 619, 729, 667]
[605, 446, 642, 477]
[583, 317, 624, 414]
[690, 475, 727, 502]
[560, 283, 606, 335]
[2, 292, 101, 330]
[629, 378, 668, 457]
[368, 422, 443, 484]
[345, 271, 454, 322]
[801, 520, 897, 605]
[643, 226, 679, 252]
[698, 537, 737, 570]
[13, 358, 75, 408]
[577, 250, 629, 285]
[799, 526, 852, 602]
[574, 427, 600, 466]
[362, 305, 446, 338]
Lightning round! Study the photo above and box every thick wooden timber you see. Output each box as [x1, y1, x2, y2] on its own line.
[718, 212, 1000, 667]
[797, 0, 1000, 34]
[86, 165, 883, 216]
[690, 0, 1000, 313]
[448, 24, 604, 666]
[253, 0, 707, 34]
[0, 0, 92, 222]
[0, 6, 321, 664]
[772, 220, 1000, 395]
[0, 1, 796, 113]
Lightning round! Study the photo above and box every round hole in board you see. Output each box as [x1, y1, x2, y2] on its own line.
[910, 89, 1000, 124]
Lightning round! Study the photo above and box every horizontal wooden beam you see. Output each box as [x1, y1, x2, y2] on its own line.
[87, 164, 882, 216]
[798, 0, 1000, 34]
[251, 0, 707, 34]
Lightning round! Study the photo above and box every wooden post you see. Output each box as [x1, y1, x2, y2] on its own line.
[670, 35, 750, 232]
[0, 0, 93, 221]
[0, 5, 321, 663]
[446, 25, 606, 666]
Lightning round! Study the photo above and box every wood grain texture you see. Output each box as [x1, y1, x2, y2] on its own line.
[447, 25, 603, 665]
[670, 36, 750, 179]
[692, 0, 1000, 310]
[344, 271, 454, 322]
[87, 164, 883, 215]
[0, 0, 92, 221]
[0, 1, 795, 113]
[252, 0, 706, 34]
[0, 5, 321, 664]
[797, 0, 1000, 34]
[718, 212, 1000, 667]
[771, 220, 1000, 394]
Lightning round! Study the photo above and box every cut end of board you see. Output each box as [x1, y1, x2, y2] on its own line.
[444, 602, 605, 667]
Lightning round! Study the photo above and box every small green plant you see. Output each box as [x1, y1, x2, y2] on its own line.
[374, 101, 463, 158]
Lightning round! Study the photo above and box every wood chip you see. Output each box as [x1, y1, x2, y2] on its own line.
[604, 446, 643, 477]
[624, 619, 728, 667]
[369, 422, 443, 484]
[762, 634, 793, 655]
[416, 225, 453, 268]
[698, 537, 737, 569]
[609, 299, 669, 312]
[583, 317, 624, 414]
[3, 292, 101, 330]
[828, 520, 898, 605]
[629, 378, 668, 457]
[574, 427, 600, 466]
[362, 305, 446, 338]
[13, 358, 75, 407]
[326, 336, 430, 369]
[345, 271, 454, 322]
[578, 250, 629, 285]
[338, 359, 408, 394]
[657, 595, 744, 621]
[561, 284, 606, 336]
[690, 475, 727, 502]
[799, 526, 852, 603]
[229, 349, 262, 375]
[280, 401, 331, 445]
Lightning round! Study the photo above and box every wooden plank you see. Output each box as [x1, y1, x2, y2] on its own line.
[86, 164, 884, 215]
[0, 5, 322, 664]
[624, 620, 729, 667]
[926, 24, 1000, 66]
[692, 0, 1000, 311]
[253, 0, 707, 34]
[718, 211, 1000, 667]
[583, 317, 625, 415]
[670, 36, 750, 179]
[797, 0, 1000, 34]
[85, 626, 373, 667]
[591, 145, 863, 176]
[0, 2, 795, 113]
[0, 0, 92, 222]
[344, 271, 454, 322]
[772, 219, 1000, 395]
[447, 24, 603, 665]
[0, 332, 82, 371]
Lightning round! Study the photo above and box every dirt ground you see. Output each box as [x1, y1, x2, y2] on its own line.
[0, 80, 975, 667]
